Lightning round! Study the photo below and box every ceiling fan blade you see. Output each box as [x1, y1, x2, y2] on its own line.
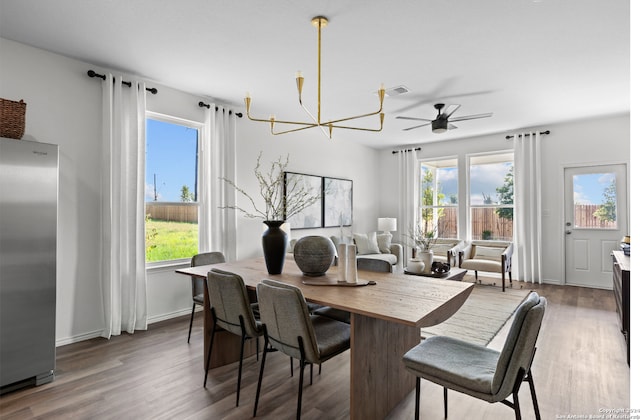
[395, 116, 433, 122]
[448, 112, 493, 122]
[402, 122, 432, 131]
[442, 104, 461, 119]
[447, 123, 458, 130]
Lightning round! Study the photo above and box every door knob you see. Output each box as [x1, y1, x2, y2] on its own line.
[565, 230, 572, 235]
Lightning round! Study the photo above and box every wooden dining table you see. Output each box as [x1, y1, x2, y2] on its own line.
[176, 256, 473, 420]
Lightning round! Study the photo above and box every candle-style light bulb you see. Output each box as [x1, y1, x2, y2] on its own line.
[378, 83, 386, 105]
[296, 71, 304, 100]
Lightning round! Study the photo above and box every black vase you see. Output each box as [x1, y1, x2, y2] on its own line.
[262, 220, 288, 275]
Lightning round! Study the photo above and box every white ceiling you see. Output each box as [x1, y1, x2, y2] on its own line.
[0, 0, 631, 149]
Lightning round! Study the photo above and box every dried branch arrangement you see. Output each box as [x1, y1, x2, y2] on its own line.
[220, 152, 322, 221]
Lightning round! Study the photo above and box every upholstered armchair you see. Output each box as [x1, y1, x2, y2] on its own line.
[459, 240, 514, 291]
[431, 239, 465, 267]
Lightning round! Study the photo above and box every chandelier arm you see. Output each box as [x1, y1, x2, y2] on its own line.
[320, 106, 384, 126]
[246, 111, 316, 127]
[327, 123, 384, 133]
[271, 124, 321, 136]
[298, 99, 321, 126]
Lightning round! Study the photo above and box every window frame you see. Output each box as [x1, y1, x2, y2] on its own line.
[466, 151, 514, 242]
[419, 157, 459, 239]
[144, 111, 203, 268]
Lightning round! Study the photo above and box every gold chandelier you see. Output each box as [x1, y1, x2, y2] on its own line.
[244, 16, 385, 139]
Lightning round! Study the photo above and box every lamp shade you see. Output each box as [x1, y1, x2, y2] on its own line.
[378, 217, 397, 233]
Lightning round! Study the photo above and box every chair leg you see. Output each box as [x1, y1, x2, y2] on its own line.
[444, 387, 448, 418]
[236, 332, 246, 407]
[253, 330, 270, 417]
[502, 271, 506, 292]
[414, 377, 420, 420]
[527, 371, 542, 420]
[513, 389, 522, 420]
[188, 303, 196, 343]
[296, 336, 306, 420]
[290, 357, 294, 377]
[203, 317, 216, 387]
[297, 359, 305, 420]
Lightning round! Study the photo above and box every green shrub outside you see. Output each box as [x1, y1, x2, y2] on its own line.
[145, 219, 198, 262]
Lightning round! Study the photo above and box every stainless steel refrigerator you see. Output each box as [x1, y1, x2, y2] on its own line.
[0, 137, 57, 391]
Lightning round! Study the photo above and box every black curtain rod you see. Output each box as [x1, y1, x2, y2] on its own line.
[87, 70, 158, 94]
[198, 101, 243, 118]
[392, 147, 421, 154]
[505, 130, 550, 140]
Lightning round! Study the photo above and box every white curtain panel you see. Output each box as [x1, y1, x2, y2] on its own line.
[396, 149, 419, 266]
[100, 74, 148, 338]
[514, 131, 543, 283]
[200, 104, 238, 261]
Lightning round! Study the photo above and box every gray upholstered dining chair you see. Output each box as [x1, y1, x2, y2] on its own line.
[204, 268, 264, 407]
[188, 251, 226, 343]
[402, 291, 546, 420]
[253, 279, 351, 420]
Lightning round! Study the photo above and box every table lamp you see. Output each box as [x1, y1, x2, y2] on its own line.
[378, 217, 397, 235]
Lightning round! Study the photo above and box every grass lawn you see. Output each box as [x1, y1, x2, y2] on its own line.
[146, 219, 198, 262]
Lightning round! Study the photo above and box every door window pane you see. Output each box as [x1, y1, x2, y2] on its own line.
[572, 173, 617, 229]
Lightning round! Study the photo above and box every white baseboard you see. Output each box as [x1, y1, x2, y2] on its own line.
[56, 330, 104, 347]
[147, 307, 198, 324]
[55, 307, 202, 347]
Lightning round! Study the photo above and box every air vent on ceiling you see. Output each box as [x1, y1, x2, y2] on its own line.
[385, 85, 410, 97]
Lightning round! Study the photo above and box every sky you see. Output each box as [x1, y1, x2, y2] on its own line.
[427, 162, 513, 205]
[145, 118, 198, 202]
[429, 165, 613, 206]
[572, 172, 615, 205]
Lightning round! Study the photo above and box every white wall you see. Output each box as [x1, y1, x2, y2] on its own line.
[376, 114, 630, 285]
[1, 38, 105, 344]
[2, 38, 630, 345]
[0, 38, 380, 345]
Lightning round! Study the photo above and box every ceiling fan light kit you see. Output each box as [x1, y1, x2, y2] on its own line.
[431, 118, 448, 134]
[396, 102, 493, 134]
[244, 16, 385, 139]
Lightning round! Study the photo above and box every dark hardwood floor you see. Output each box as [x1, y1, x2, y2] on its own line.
[0, 279, 630, 419]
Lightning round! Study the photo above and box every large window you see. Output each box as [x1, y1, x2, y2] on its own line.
[145, 115, 200, 263]
[420, 158, 458, 238]
[468, 153, 514, 241]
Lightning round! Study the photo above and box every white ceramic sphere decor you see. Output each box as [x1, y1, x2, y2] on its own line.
[406, 258, 425, 273]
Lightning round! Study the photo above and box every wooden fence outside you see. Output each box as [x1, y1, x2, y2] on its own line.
[146, 202, 611, 232]
[432, 203, 610, 241]
[573, 204, 616, 228]
[146, 202, 197, 223]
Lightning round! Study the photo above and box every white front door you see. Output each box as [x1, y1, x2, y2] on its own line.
[564, 164, 628, 289]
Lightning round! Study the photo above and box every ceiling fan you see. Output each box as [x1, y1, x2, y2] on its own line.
[396, 103, 493, 133]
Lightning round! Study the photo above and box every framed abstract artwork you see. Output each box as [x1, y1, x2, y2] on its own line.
[323, 177, 353, 227]
[284, 172, 323, 229]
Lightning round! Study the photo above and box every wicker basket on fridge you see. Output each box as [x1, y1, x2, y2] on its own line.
[0, 98, 27, 139]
